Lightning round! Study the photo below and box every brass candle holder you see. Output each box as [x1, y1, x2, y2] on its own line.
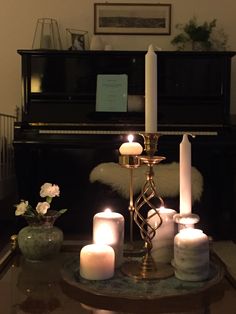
[119, 155, 142, 255]
[121, 133, 174, 280]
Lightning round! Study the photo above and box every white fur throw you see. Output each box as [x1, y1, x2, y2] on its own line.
[89, 162, 203, 202]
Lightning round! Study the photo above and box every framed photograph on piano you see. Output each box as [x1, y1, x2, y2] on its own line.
[94, 3, 171, 35]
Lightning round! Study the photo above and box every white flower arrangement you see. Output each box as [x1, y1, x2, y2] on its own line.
[15, 183, 67, 217]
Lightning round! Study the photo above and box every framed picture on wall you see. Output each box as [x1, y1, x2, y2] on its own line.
[94, 3, 171, 35]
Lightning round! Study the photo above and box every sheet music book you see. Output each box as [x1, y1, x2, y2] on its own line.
[96, 74, 128, 112]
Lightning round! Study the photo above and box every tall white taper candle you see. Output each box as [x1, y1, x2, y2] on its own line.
[145, 44, 157, 133]
[180, 134, 192, 215]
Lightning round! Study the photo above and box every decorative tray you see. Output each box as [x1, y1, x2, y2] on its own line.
[61, 256, 225, 313]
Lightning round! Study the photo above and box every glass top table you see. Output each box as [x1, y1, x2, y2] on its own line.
[0, 239, 235, 314]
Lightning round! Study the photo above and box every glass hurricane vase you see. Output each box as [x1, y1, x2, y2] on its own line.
[18, 210, 63, 262]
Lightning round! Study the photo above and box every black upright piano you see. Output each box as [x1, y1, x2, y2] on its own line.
[14, 50, 236, 240]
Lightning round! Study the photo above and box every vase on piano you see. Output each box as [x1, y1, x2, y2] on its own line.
[17, 210, 63, 262]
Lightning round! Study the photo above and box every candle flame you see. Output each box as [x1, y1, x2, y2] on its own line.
[104, 208, 112, 214]
[128, 134, 134, 143]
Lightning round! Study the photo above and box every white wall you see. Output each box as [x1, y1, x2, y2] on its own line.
[1, 0, 236, 115]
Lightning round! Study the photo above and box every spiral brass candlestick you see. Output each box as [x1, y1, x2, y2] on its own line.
[134, 155, 165, 250]
[119, 155, 142, 255]
[121, 133, 174, 280]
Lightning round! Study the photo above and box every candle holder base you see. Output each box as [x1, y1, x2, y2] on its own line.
[140, 133, 162, 156]
[174, 213, 200, 230]
[119, 155, 141, 168]
[121, 259, 174, 280]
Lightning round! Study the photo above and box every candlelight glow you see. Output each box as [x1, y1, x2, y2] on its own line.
[159, 206, 176, 214]
[31, 76, 42, 92]
[179, 228, 203, 238]
[174, 213, 200, 227]
[119, 134, 143, 155]
[94, 223, 116, 245]
[178, 217, 196, 225]
[128, 134, 134, 143]
[93, 209, 124, 267]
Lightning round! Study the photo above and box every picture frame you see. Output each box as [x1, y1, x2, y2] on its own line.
[94, 3, 171, 35]
[66, 29, 89, 50]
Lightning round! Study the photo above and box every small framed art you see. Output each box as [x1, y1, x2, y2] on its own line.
[94, 3, 171, 35]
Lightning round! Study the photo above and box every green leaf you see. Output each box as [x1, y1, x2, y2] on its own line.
[58, 208, 68, 215]
[171, 34, 189, 45]
[24, 211, 35, 217]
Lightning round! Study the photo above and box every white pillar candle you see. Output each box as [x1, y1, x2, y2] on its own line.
[80, 244, 115, 280]
[148, 207, 177, 263]
[93, 208, 124, 268]
[174, 228, 209, 281]
[119, 134, 143, 155]
[180, 134, 192, 215]
[145, 44, 157, 133]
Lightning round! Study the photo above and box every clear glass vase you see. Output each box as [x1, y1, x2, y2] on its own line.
[18, 210, 63, 262]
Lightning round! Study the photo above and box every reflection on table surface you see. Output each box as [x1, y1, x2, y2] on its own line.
[0, 242, 235, 314]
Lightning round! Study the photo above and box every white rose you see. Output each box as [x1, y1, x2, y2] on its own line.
[40, 183, 60, 198]
[36, 202, 50, 215]
[15, 201, 28, 216]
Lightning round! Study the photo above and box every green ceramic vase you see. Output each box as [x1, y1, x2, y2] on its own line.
[18, 210, 63, 262]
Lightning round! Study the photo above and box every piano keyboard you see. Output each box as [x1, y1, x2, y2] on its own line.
[38, 129, 218, 136]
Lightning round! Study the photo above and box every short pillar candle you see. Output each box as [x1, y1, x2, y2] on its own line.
[148, 207, 177, 263]
[93, 208, 124, 268]
[119, 134, 143, 155]
[80, 244, 115, 280]
[174, 228, 209, 281]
